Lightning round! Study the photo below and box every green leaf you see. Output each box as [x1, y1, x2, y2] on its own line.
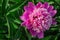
[0, 0, 2, 6]
[12, 22, 18, 29]
[55, 0, 60, 5]
[13, 19, 21, 24]
[49, 1, 54, 4]
[50, 28, 58, 31]
[10, 0, 21, 3]
[36, 0, 44, 2]
[55, 33, 60, 40]
[13, 27, 21, 40]
[1, 0, 9, 15]
[6, 0, 27, 16]
[41, 36, 51, 40]
[25, 28, 32, 40]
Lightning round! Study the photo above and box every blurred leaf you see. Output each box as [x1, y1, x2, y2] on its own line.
[49, 1, 54, 4]
[10, 0, 21, 3]
[0, 0, 2, 6]
[1, 0, 9, 15]
[36, 0, 44, 2]
[54, 33, 60, 40]
[6, 0, 27, 16]
[13, 19, 21, 24]
[25, 28, 32, 40]
[50, 28, 58, 31]
[41, 36, 51, 40]
[13, 27, 21, 40]
[12, 22, 18, 29]
[55, 36, 58, 40]
[55, 0, 60, 5]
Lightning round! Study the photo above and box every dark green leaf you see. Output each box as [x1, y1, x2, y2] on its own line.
[12, 22, 18, 29]
[6, 0, 27, 16]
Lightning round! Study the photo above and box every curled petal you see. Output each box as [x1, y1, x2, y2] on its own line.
[29, 29, 37, 37]
[28, 2, 35, 7]
[24, 2, 35, 12]
[50, 10, 57, 17]
[24, 6, 34, 12]
[48, 6, 54, 12]
[25, 20, 32, 29]
[20, 16, 26, 21]
[42, 24, 49, 30]
[52, 18, 57, 25]
[43, 2, 49, 8]
[37, 31, 44, 38]
[24, 6, 28, 11]
[20, 12, 31, 21]
[36, 2, 42, 8]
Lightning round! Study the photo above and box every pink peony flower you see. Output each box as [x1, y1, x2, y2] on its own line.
[20, 2, 57, 38]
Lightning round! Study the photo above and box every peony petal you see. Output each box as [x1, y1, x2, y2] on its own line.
[24, 2, 35, 12]
[20, 16, 26, 21]
[24, 6, 28, 11]
[50, 10, 57, 17]
[42, 23, 49, 30]
[48, 6, 54, 12]
[36, 2, 42, 8]
[43, 2, 49, 8]
[25, 20, 32, 29]
[52, 18, 57, 25]
[37, 31, 44, 38]
[29, 29, 37, 37]
[28, 2, 35, 7]
[20, 12, 31, 21]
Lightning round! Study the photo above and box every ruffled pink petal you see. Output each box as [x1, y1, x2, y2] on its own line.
[20, 12, 31, 21]
[52, 18, 57, 25]
[20, 16, 26, 21]
[25, 20, 32, 29]
[42, 24, 50, 30]
[24, 2, 35, 12]
[36, 2, 42, 8]
[29, 29, 37, 37]
[37, 31, 44, 38]
[50, 10, 57, 17]
[21, 21, 32, 29]
[48, 6, 54, 12]
[43, 2, 49, 8]
[28, 2, 35, 7]
[24, 6, 28, 11]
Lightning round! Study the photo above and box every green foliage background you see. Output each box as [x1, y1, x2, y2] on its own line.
[0, 0, 60, 40]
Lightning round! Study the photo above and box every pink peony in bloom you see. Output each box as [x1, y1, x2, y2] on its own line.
[20, 2, 57, 38]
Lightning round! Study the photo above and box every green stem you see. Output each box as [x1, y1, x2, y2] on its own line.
[5, 16, 10, 38]
[25, 28, 31, 40]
